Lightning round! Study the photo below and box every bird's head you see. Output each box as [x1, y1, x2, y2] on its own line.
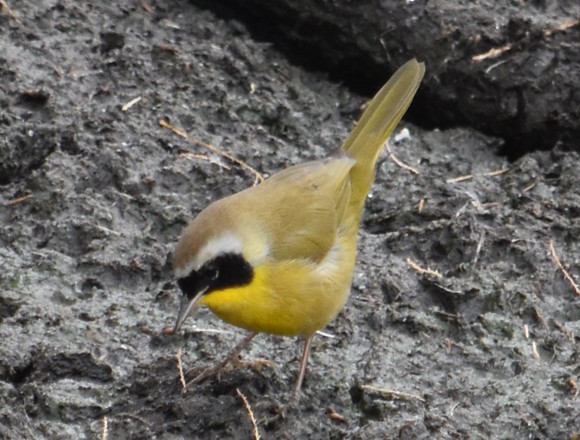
[171, 201, 264, 332]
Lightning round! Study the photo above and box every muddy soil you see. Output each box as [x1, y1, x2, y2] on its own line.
[0, 1, 578, 439]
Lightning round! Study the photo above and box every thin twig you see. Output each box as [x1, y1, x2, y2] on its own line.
[446, 168, 509, 183]
[472, 231, 485, 265]
[6, 194, 33, 205]
[315, 330, 335, 339]
[406, 258, 442, 278]
[159, 119, 264, 184]
[483, 168, 510, 177]
[101, 416, 108, 440]
[139, 0, 155, 13]
[236, 388, 260, 440]
[531, 341, 540, 359]
[176, 349, 187, 392]
[472, 44, 512, 62]
[179, 152, 231, 171]
[418, 198, 425, 213]
[121, 96, 142, 111]
[543, 18, 580, 37]
[181, 325, 235, 335]
[361, 384, 425, 403]
[116, 413, 153, 426]
[386, 142, 419, 175]
[549, 239, 580, 297]
[0, 0, 22, 24]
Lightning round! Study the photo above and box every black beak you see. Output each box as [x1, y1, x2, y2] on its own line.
[173, 287, 208, 333]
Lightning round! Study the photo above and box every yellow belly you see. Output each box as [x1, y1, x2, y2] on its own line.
[200, 239, 356, 337]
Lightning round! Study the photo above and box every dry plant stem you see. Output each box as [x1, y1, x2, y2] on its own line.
[417, 198, 425, 213]
[406, 258, 442, 278]
[531, 341, 540, 359]
[121, 96, 142, 111]
[116, 413, 152, 427]
[472, 44, 512, 62]
[361, 384, 426, 403]
[138, 0, 154, 13]
[101, 417, 108, 440]
[185, 332, 257, 388]
[159, 119, 264, 184]
[179, 152, 231, 171]
[549, 239, 580, 297]
[386, 142, 419, 175]
[236, 388, 261, 440]
[0, 0, 22, 24]
[472, 18, 579, 62]
[6, 194, 33, 205]
[176, 349, 187, 392]
[446, 168, 509, 183]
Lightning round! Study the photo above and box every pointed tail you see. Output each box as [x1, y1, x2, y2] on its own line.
[341, 59, 425, 212]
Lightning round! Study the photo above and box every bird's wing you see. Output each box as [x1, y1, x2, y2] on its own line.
[252, 154, 355, 263]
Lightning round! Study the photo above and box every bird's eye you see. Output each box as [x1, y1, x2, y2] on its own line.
[203, 263, 219, 281]
[209, 269, 219, 280]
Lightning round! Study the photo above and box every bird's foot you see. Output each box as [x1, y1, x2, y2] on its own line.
[235, 357, 277, 373]
[257, 394, 302, 427]
[178, 332, 267, 391]
[182, 356, 275, 388]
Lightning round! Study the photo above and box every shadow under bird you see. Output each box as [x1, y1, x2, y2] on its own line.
[172, 59, 425, 394]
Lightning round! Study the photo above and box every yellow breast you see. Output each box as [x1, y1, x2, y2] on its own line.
[199, 235, 356, 337]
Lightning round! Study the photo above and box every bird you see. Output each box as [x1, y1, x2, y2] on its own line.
[171, 59, 425, 394]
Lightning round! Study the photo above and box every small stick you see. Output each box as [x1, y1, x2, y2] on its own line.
[533, 307, 548, 330]
[386, 142, 419, 175]
[236, 388, 260, 440]
[472, 44, 512, 62]
[315, 330, 335, 339]
[522, 180, 538, 193]
[447, 402, 461, 417]
[551, 320, 574, 343]
[472, 231, 485, 265]
[116, 412, 153, 426]
[0, 0, 22, 24]
[101, 416, 108, 440]
[417, 198, 425, 213]
[6, 194, 33, 205]
[139, 0, 154, 13]
[549, 239, 580, 297]
[176, 349, 187, 392]
[182, 326, 235, 335]
[121, 96, 142, 112]
[482, 168, 510, 177]
[406, 258, 442, 278]
[447, 174, 473, 183]
[159, 119, 264, 184]
[531, 341, 540, 359]
[179, 152, 231, 171]
[543, 18, 580, 37]
[361, 384, 425, 403]
[446, 168, 509, 183]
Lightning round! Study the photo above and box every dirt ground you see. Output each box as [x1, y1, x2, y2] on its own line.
[1, 0, 579, 439]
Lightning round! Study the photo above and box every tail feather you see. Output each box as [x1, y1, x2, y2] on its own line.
[341, 59, 425, 211]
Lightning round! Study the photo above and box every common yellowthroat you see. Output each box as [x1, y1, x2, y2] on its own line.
[172, 59, 425, 393]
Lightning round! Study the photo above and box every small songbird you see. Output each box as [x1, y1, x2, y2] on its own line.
[172, 59, 425, 393]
